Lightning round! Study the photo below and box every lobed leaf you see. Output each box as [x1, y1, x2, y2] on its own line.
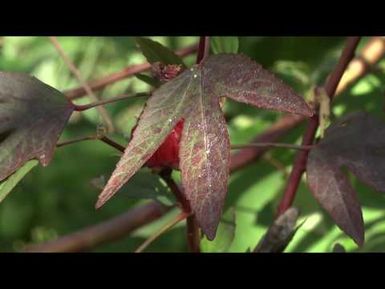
[0, 72, 74, 182]
[96, 69, 195, 208]
[306, 112, 385, 246]
[204, 54, 313, 117]
[98, 53, 313, 239]
[179, 67, 230, 239]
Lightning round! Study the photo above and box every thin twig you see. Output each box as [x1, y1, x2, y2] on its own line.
[57, 134, 126, 153]
[74, 92, 149, 111]
[134, 211, 189, 253]
[277, 37, 361, 216]
[49, 36, 115, 132]
[57, 135, 98, 148]
[27, 37, 384, 253]
[231, 142, 314, 151]
[99, 136, 125, 153]
[229, 114, 304, 172]
[64, 43, 198, 100]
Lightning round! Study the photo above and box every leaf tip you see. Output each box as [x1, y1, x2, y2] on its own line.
[203, 228, 217, 241]
[95, 200, 103, 209]
[352, 229, 365, 247]
[198, 211, 222, 241]
[95, 188, 114, 209]
[304, 105, 315, 117]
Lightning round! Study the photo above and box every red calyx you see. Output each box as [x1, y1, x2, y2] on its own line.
[144, 119, 184, 169]
[151, 62, 183, 83]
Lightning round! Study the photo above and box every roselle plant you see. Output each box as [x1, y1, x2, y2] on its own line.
[1, 36, 385, 252]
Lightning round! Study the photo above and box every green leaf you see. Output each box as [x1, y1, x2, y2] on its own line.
[0, 159, 38, 203]
[0, 72, 74, 182]
[135, 37, 185, 66]
[91, 170, 175, 206]
[135, 73, 161, 88]
[211, 37, 239, 54]
[97, 54, 313, 240]
[201, 208, 236, 252]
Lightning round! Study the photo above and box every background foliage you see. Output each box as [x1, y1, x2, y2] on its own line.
[1, 37, 385, 252]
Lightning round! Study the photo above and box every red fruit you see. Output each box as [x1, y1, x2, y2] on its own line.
[129, 119, 184, 169]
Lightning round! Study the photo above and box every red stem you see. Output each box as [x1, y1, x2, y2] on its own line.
[196, 37, 210, 64]
[276, 37, 361, 215]
[277, 115, 319, 214]
[19, 37, 383, 253]
[186, 216, 201, 252]
[159, 169, 200, 252]
[64, 43, 198, 100]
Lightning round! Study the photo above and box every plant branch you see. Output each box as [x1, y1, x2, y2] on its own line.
[229, 114, 304, 172]
[196, 37, 210, 64]
[74, 92, 149, 111]
[230, 37, 385, 174]
[336, 37, 385, 94]
[64, 43, 198, 100]
[57, 135, 98, 148]
[26, 37, 384, 253]
[231, 142, 314, 151]
[57, 134, 126, 153]
[134, 211, 189, 253]
[23, 201, 170, 252]
[325, 37, 362, 101]
[277, 37, 361, 215]
[49, 37, 115, 132]
[99, 136, 125, 153]
[159, 168, 201, 252]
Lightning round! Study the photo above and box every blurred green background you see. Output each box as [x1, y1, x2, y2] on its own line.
[1, 36, 385, 252]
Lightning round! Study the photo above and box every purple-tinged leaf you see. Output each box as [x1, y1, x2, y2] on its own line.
[97, 53, 313, 239]
[307, 152, 364, 245]
[179, 68, 230, 239]
[204, 54, 313, 117]
[96, 69, 194, 208]
[0, 72, 74, 182]
[306, 112, 385, 245]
